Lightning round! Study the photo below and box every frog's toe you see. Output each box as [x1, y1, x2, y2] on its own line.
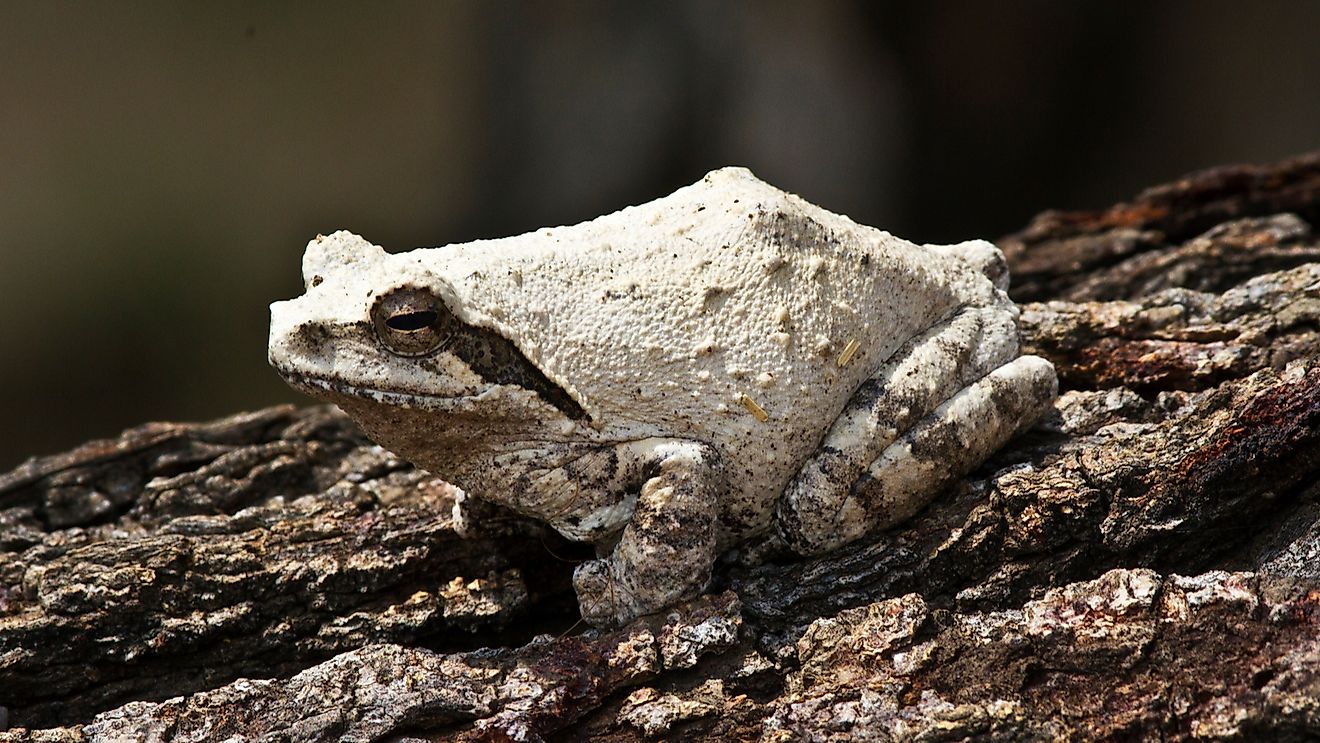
[572, 558, 636, 628]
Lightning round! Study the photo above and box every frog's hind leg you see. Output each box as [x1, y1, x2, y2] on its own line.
[925, 238, 1009, 290]
[848, 356, 1054, 541]
[776, 306, 1056, 555]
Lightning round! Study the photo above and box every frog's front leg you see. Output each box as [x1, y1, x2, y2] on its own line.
[569, 440, 721, 627]
[777, 305, 1057, 555]
[491, 440, 722, 627]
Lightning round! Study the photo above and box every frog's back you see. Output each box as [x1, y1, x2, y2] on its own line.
[432, 168, 1003, 504]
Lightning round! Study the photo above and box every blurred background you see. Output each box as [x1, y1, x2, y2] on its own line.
[2, 1, 1319, 469]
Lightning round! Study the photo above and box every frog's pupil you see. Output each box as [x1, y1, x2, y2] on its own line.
[387, 310, 437, 332]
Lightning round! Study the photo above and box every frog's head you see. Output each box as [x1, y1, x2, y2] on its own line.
[269, 232, 590, 458]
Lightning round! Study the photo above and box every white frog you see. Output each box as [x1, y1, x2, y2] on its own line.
[268, 167, 1057, 627]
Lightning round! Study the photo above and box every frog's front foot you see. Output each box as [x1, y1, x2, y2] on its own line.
[572, 558, 640, 627]
[571, 440, 721, 627]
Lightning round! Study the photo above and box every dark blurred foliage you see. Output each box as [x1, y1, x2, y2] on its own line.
[2, 1, 1318, 468]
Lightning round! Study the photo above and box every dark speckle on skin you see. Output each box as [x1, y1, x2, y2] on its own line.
[442, 314, 589, 421]
[288, 322, 338, 355]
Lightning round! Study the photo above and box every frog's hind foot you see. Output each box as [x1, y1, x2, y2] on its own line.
[851, 355, 1055, 532]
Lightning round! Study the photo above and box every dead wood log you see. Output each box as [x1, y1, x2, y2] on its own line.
[3, 152, 1320, 741]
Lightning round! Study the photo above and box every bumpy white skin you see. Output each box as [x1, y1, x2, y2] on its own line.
[268, 167, 1058, 627]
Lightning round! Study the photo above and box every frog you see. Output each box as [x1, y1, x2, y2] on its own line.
[268, 167, 1058, 627]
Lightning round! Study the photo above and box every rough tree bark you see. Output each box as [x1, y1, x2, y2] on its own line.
[2, 152, 1320, 742]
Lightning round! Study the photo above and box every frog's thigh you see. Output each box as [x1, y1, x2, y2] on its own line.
[573, 440, 720, 627]
[777, 305, 1022, 555]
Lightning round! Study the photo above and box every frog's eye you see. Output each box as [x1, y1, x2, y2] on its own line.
[371, 287, 448, 356]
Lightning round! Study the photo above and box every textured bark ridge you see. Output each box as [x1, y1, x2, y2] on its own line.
[4, 152, 1320, 741]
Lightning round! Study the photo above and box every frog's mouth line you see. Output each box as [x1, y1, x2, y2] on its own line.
[274, 369, 595, 425]
[274, 368, 483, 411]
